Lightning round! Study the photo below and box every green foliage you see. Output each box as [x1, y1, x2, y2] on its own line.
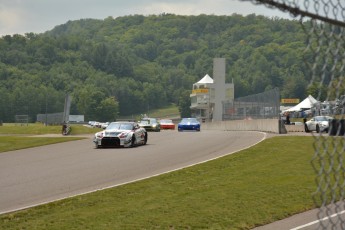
[95, 97, 119, 121]
[307, 81, 328, 100]
[0, 14, 318, 122]
[178, 90, 192, 117]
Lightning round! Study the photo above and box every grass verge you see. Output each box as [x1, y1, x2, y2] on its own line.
[118, 104, 180, 121]
[0, 136, 318, 229]
[148, 104, 180, 118]
[0, 123, 101, 135]
[0, 123, 97, 153]
[0, 136, 85, 153]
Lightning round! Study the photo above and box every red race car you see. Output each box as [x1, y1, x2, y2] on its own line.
[159, 119, 175, 130]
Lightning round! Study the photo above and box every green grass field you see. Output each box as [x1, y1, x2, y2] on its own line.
[0, 123, 101, 153]
[118, 104, 180, 121]
[0, 136, 85, 152]
[0, 133, 320, 229]
[0, 123, 101, 135]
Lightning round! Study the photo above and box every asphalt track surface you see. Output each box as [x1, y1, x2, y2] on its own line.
[0, 130, 266, 215]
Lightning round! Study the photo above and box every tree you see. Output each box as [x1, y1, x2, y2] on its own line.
[307, 82, 327, 101]
[0, 14, 325, 122]
[95, 97, 119, 121]
[178, 90, 191, 118]
[74, 85, 106, 121]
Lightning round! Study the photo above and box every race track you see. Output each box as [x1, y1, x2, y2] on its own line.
[0, 130, 266, 214]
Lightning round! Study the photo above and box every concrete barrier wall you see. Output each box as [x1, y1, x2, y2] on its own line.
[284, 124, 305, 132]
[201, 119, 281, 133]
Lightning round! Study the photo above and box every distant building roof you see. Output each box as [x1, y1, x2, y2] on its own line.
[196, 74, 213, 84]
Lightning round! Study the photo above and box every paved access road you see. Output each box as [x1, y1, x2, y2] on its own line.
[0, 130, 266, 214]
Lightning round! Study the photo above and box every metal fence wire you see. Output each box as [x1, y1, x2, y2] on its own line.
[36, 112, 64, 125]
[242, 0, 345, 229]
[222, 88, 280, 120]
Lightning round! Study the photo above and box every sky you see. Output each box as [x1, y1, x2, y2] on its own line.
[0, 0, 294, 36]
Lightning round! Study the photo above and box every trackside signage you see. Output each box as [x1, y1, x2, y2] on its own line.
[192, 89, 209, 94]
[281, 98, 300, 104]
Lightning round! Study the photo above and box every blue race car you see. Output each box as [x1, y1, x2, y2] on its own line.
[178, 118, 201, 132]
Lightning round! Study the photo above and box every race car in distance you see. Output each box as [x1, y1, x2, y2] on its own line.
[138, 118, 161, 132]
[178, 118, 201, 132]
[93, 121, 147, 148]
[159, 119, 175, 130]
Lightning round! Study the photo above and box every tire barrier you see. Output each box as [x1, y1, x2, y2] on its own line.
[329, 119, 345, 136]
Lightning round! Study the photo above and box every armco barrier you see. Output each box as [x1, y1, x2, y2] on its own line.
[201, 119, 281, 133]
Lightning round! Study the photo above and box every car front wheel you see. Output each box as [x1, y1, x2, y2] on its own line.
[316, 125, 320, 133]
[131, 135, 136, 147]
[143, 133, 147, 145]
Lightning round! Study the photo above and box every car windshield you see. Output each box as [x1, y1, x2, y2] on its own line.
[140, 119, 157, 124]
[106, 122, 133, 130]
[315, 116, 330, 122]
[181, 118, 198, 123]
[139, 120, 149, 125]
[160, 119, 172, 124]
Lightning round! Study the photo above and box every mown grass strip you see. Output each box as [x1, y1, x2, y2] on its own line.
[0, 136, 319, 229]
[0, 123, 101, 135]
[0, 136, 85, 153]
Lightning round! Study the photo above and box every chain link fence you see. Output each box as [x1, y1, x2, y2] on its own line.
[242, 0, 345, 229]
[14, 115, 29, 126]
[222, 88, 280, 120]
[36, 112, 64, 125]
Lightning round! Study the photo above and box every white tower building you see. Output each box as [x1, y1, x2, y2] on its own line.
[190, 58, 234, 122]
[213, 58, 226, 121]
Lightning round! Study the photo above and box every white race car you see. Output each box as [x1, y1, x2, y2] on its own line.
[93, 121, 147, 148]
[304, 116, 333, 133]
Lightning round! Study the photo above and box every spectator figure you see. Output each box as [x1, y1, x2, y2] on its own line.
[62, 123, 68, 135]
[286, 113, 291, 125]
[302, 111, 307, 123]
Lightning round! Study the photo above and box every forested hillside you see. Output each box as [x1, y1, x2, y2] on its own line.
[0, 14, 317, 122]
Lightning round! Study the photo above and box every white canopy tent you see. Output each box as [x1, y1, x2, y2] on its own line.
[196, 74, 214, 84]
[284, 95, 318, 112]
